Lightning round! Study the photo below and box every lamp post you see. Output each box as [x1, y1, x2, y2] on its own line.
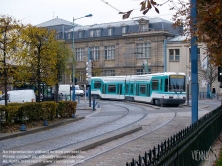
[72, 14, 92, 101]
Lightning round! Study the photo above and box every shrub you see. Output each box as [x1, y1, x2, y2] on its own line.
[0, 105, 20, 123]
[41, 102, 57, 120]
[58, 101, 77, 118]
[19, 102, 42, 121]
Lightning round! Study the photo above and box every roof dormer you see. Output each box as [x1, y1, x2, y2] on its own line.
[137, 18, 149, 32]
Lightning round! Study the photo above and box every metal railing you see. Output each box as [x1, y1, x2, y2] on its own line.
[126, 106, 222, 166]
[196, 92, 221, 100]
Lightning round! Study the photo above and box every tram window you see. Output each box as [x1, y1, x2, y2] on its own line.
[140, 84, 146, 94]
[152, 80, 159, 90]
[165, 79, 168, 92]
[130, 84, 134, 94]
[108, 85, 116, 93]
[94, 81, 101, 89]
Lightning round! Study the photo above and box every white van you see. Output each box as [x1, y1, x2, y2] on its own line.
[59, 85, 84, 97]
[0, 90, 36, 105]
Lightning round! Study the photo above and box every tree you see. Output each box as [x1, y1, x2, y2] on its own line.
[186, 54, 218, 96]
[91, 61, 101, 77]
[54, 40, 72, 103]
[171, 0, 222, 66]
[119, 0, 159, 19]
[21, 25, 59, 102]
[0, 15, 24, 105]
[199, 59, 218, 93]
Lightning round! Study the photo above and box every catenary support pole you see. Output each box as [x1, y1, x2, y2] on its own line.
[191, 0, 198, 123]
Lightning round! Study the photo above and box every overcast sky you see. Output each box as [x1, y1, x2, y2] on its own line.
[1, 0, 177, 26]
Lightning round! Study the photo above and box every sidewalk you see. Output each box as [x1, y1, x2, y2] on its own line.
[0, 99, 98, 141]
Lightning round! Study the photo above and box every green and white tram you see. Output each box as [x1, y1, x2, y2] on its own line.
[90, 72, 186, 106]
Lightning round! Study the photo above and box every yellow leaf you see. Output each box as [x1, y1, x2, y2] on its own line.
[215, 7, 220, 14]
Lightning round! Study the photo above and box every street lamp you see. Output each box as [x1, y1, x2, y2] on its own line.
[72, 14, 92, 101]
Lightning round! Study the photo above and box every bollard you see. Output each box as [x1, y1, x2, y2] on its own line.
[20, 124, 26, 131]
[93, 99, 96, 111]
[0, 116, 1, 133]
[78, 95, 80, 103]
[72, 113, 76, 118]
[43, 119, 48, 126]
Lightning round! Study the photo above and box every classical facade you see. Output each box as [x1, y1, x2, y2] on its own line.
[166, 36, 220, 93]
[37, 16, 183, 85]
[36, 16, 221, 94]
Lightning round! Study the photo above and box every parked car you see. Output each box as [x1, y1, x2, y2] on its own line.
[59, 85, 84, 97]
[0, 89, 36, 105]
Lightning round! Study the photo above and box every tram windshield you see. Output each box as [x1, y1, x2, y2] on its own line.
[169, 75, 185, 92]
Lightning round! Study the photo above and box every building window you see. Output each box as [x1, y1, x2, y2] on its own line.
[136, 43, 151, 58]
[90, 29, 101, 37]
[77, 71, 84, 82]
[68, 33, 71, 39]
[108, 28, 112, 36]
[78, 31, 82, 38]
[104, 46, 115, 60]
[90, 30, 94, 37]
[56, 34, 60, 40]
[169, 49, 180, 61]
[76, 48, 85, 61]
[95, 29, 101, 37]
[137, 69, 143, 75]
[139, 24, 147, 31]
[137, 66, 151, 75]
[122, 27, 127, 34]
[90, 46, 100, 60]
[104, 70, 115, 76]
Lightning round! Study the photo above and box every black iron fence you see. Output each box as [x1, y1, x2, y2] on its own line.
[198, 92, 221, 100]
[126, 106, 222, 166]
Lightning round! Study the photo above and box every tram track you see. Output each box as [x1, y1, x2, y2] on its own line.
[1, 102, 149, 166]
[70, 104, 178, 166]
[24, 100, 178, 166]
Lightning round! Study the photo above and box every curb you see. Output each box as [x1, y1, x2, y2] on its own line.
[182, 104, 210, 109]
[0, 117, 85, 141]
[75, 126, 142, 151]
[76, 107, 93, 110]
[31, 126, 142, 165]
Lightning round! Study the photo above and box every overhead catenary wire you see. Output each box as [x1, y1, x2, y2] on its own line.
[100, 0, 121, 12]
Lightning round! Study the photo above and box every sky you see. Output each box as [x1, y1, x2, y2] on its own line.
[1, 0, 177, 26]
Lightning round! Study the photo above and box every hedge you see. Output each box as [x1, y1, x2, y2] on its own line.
[0, 101, 77, 124]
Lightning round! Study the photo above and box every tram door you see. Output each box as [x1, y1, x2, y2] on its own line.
[118, 84, 122, 99]
[101, 84, 106, 98]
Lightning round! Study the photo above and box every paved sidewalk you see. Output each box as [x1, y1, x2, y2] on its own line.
[0, 99, 98, 141]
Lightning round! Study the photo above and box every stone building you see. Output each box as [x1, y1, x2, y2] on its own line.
[166, 36, 220, 94]
[37, 16, 182, 85]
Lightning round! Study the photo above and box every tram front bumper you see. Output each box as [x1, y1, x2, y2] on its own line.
[160, 98, 186, 105]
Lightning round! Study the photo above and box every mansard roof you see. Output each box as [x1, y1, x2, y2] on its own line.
[66, 17, 173, 33]
[36, 16, 80, 27]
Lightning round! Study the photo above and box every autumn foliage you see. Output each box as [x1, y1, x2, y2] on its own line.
[172, 0, 222, 66]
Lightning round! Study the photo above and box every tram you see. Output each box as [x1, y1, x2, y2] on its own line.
[90, 72, 186, 106]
